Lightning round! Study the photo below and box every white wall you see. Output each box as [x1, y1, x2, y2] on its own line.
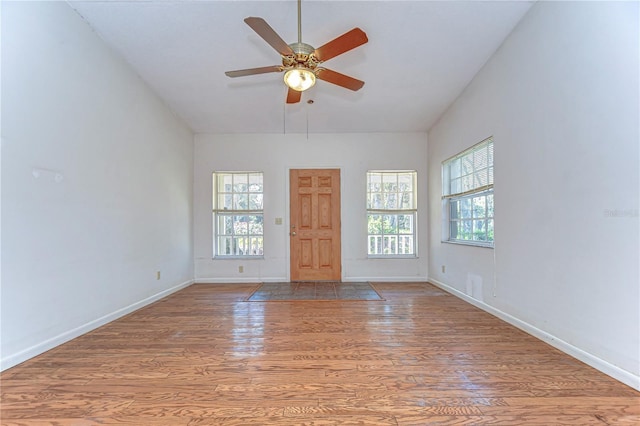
[1, 2, 194, 369]
[428, 1, 639, 389]
[194, 132, 428, 282]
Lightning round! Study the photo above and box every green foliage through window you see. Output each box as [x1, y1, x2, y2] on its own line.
[449, 192, 494, 243]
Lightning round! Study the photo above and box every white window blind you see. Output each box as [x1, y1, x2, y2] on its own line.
[442, 138, 493, 198]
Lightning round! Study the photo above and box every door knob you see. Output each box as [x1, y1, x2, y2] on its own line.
[291, 231, 297, 236]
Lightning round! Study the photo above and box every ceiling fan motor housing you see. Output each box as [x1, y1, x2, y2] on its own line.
[283, 42, 320, 70]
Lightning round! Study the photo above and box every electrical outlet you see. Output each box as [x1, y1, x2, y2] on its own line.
[238, 265, 244, 273]
[156, 271, 161, 280]
[441, 265, 446, 273]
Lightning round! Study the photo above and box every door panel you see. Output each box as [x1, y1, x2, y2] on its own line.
[290, 169, 341, 281]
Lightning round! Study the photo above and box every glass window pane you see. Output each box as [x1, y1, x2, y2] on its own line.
[233, 194, 248, 210]
[249, 193, 263, 210]
[371, 193, 383, 209]
[398, 214, 413, 234]
[248, 173, 263, 192]
[218, 194, 232, 210]
[233, 174, 248, 192]
[399, 235, 414, 254]
[383, 235, 397, 254]
[450, 178, 461, 195]
[461, 175, 474, 192]
[475, 168, 488, 188]
[474, 147, 488, 169]
[368, 214, 382, 234]
[219, 236, 232, 255]
[473, 220, 486, 241]
[382, 173, 397, 192]
[450, 220, 459, 240]
[397, 173, 413, 191]
[487, 219, 494, 242]
[400, 192, 413, 209]
[472, 196, 487, 219]
[461, 154, 474, 175]
[369, 235, 381, 255]
[384, 193, 398, 209]
[249, 237, 263, 255]
[450, 159, 461, 179]
[450, 200, 459, 220]
[487, 194, 494, 218]
[218, 215, 233, 235]
[460, 220, 473, 240]
[383, 215, 398, 233]
[487, 143, 494, 167]
[459, 198, 472, 218]
[248, 215, 263, 234]
[219, 174, 233, 193]
[231, 236, 242, 255]
[233, 216, 247, 235]
[368, 173, 382, 191]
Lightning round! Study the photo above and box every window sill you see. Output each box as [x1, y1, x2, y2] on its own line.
[213, 256, 265, 260]
[441, 240, 494, 249]
[367, 255, 418, 259]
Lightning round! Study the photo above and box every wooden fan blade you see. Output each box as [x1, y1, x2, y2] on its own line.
[313, 28, 368, 62]
[286, 87, 302, 104]
[316, 68, 365, 91]
[244, 17, 294, 56]
[225, 66, 283, 78]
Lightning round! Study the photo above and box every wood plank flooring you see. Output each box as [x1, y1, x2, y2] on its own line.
[1, 282, 638, 425]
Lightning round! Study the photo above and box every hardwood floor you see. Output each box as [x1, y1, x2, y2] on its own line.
[1, 282, 638, 425]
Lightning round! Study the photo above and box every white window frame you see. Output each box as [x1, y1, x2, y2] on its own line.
[212, 171, 264, 258]
[442, 137, 494, 247]
[366, 170, 417, 258]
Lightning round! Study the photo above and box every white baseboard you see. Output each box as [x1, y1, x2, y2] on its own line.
[1, 279, 194, 372]
[194, 277, 286, 284]
[428, 277, 640, 392]
[194, 276, 428, 283]
[346, 276, 428, 282]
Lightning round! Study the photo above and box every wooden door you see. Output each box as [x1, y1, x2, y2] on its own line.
[290, 169, 341, 281]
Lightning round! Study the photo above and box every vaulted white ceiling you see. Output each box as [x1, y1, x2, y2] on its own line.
[69, 0, 533, 134]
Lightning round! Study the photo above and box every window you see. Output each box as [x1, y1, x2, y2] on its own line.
[442, 137, 494, 246]
[367, 171, 417, 256]
[212, 172, 263, 257]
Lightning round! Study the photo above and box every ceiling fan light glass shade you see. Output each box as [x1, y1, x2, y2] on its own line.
[284, 68, 316, 92]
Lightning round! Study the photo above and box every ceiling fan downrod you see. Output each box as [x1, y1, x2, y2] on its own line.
[297, 0, 302, 44]
[286, 0, 317, 70]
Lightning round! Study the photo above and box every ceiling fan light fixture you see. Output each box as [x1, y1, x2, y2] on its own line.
[284, 67, 316, 92]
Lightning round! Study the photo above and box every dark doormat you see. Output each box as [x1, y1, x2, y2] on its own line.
[246, 282, 384, 301]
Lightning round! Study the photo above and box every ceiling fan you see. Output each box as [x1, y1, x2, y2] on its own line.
[225, 0, 368, 104]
